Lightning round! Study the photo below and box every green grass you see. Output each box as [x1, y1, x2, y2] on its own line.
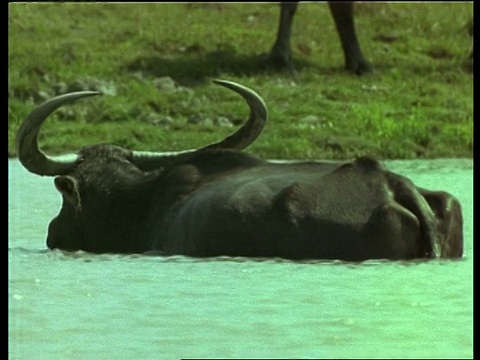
[8, 2, 473, 160]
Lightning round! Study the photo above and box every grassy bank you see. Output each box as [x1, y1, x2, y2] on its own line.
[8, 3, 473, 160]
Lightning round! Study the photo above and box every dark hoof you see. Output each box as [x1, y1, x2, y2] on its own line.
[259, 53, 297, 75]
[345, 59, 373, 76]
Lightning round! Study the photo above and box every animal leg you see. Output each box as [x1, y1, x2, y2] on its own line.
[266, 2, 298, 72]
[328, 2, 372, 75]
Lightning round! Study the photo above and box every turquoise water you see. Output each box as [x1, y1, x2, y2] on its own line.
[8, 159, 473, 359]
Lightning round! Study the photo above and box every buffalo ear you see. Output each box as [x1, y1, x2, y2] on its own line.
[54, 175, 81, 209]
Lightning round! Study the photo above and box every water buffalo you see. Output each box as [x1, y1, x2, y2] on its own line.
[17, 80, 463, 261]
[267, 2, 372, 75]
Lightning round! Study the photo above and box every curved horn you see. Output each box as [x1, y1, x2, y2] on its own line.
[130, 79, 268, 170]
[207, 80, 268, 149]
[16, 91, 100, 176]
[16, 81, 268, 174]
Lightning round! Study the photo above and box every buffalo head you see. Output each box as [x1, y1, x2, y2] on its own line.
[17, 80, 268, 253]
